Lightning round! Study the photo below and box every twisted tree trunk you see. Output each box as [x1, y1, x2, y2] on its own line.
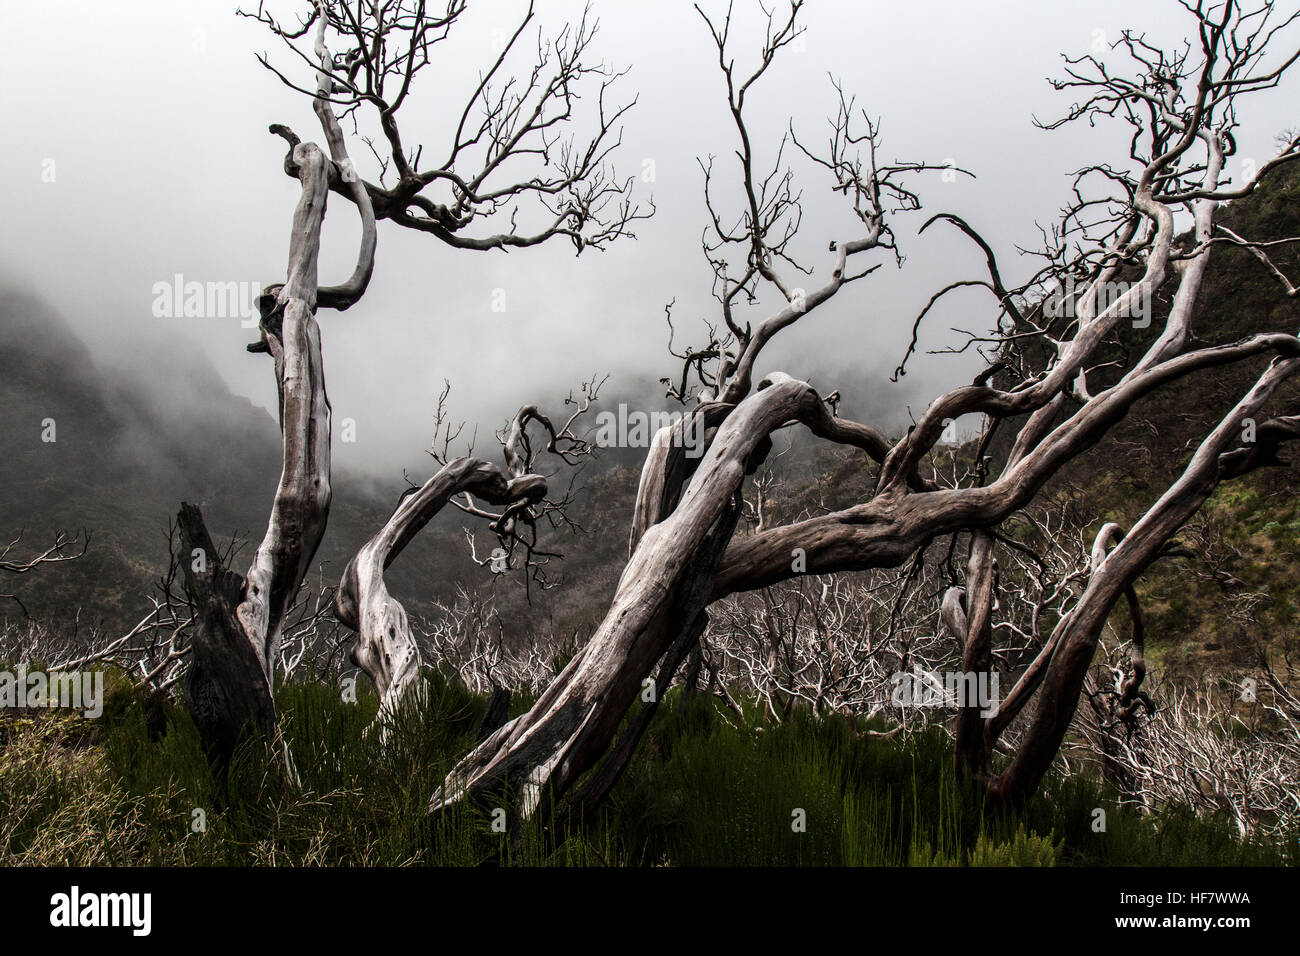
[431, 375, 829, 816]
[177, 14, 374, 772]
[333, 458, 545, 719]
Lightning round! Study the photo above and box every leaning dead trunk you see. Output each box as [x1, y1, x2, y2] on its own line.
[432, 375, 845, 816]
[988, 358, 1300, 805]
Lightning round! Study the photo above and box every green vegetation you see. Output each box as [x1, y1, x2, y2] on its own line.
[0, 668, 1289, 867]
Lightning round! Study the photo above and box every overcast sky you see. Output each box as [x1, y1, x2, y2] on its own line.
[2, 0, 1296, 479]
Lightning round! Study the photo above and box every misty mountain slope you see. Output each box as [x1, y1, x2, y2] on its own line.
[0, 290, 281, 624]
[0, 289, 640, 636]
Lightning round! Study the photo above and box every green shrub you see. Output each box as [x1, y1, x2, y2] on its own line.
[0, 674, 1291, 866]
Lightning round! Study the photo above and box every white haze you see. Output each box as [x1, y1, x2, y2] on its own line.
[1, 0, 1295, 479]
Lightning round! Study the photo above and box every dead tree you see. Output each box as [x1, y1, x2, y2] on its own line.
[332, 395, 598, 720]
[199, 0, 1300, 817]
[178, 0, 644, 770]
[430, 0, 1300, 816]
